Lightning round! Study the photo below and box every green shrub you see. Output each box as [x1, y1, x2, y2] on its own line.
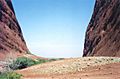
[9, 57, 64, 70]
[9, 57, 51, 70]
[35, 59, 48, 64]
[0, 72, 22, 79]
[9, 57, 36, 70]
[49, 58, 57, 61]
[49, 58, 64, 61]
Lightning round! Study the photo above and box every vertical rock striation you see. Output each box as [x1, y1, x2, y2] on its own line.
[83, 0, 120, 57]
[0, 0, 28, 60]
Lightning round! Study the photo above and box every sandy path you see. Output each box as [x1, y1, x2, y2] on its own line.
[17, 57, 120, 79]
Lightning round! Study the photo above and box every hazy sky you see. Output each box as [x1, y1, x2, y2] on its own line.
[12, 0, 95, 58]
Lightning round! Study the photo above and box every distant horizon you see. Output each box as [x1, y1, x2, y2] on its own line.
[12, 0, 95, 58]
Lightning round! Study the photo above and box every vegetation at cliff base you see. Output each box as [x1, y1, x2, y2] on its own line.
[10, 57, 45, 70]
[0, 72, 22, 79]
[9, 57, 63, 70]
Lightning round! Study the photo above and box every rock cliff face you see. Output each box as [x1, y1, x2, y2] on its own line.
[83, 0, 120, 57]
[0, 0, 28, 60]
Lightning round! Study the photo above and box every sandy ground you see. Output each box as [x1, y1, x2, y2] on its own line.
[16, 57, 120, 79]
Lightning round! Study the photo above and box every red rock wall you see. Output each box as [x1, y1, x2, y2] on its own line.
[0, 0, 28, 60]
[83, 0, 120, 57]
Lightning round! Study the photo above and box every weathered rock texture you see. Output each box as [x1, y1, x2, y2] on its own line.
[83, 0, 120, 57]
[0, 0, 28, 60]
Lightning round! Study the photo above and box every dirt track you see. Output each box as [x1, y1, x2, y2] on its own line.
[17, 57, 120, 79]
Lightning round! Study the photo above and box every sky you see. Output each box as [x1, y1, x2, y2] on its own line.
[12, 0, 95, 58]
